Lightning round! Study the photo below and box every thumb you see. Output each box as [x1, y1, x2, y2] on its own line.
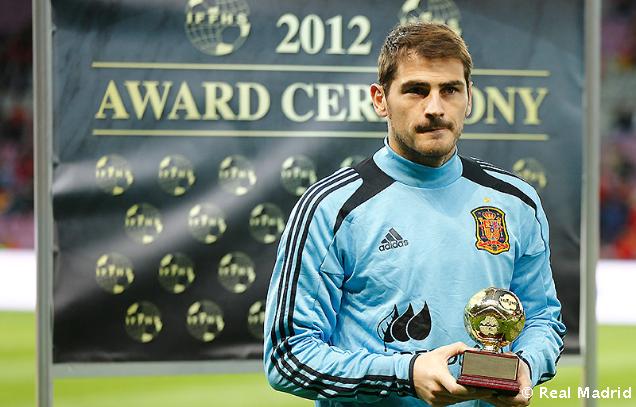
[439, 342, 471, 359]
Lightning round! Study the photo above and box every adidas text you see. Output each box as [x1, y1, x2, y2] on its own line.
[378, 240, 409, 251]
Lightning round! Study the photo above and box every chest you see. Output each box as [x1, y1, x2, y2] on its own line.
[340, 186, 521, 299]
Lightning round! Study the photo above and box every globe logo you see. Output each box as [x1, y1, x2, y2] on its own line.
[249, 203, 285, 244]
[281, 155, 317, 197]
[124, 301, 163, 343]
[512, 158, 548, 192]
[188, 203, 227, 244]
[399, 0, 462, 36]
[340, 155, 366, 169]
[186, 300, 225, 342]
[95, 253, 135, 295]
[185, 0, 251, 56]
[218, 155, 257, 196]
[218, 252, 256, 294]
[124, 203, 163, 245]
[95, 155, 134, 196]
[158, 155, 196, 196]
[158, 253, 196, 294]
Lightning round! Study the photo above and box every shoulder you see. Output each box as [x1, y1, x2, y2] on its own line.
[294, 167, 362, 215]
[459, 155, 541, 212]
[288, 167, 362, 237]
[294, 157, 397, 235]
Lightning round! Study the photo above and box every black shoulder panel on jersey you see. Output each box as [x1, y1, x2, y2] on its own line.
[471, 157, 524, 181]
[333, 157, 395, 234]
[460, 156, 537, 211]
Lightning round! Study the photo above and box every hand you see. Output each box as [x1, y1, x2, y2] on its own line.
[412, 342, 494, 406]
[483, 356, 532, 407]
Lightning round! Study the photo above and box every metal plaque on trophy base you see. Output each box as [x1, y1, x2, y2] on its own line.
[457, 287, 526, 396]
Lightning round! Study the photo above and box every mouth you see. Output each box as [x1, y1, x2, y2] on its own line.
[415, 118, 454, 134]
[416, 127, 449, 134]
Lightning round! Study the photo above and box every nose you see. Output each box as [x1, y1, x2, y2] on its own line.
[424, 91, 444, 118]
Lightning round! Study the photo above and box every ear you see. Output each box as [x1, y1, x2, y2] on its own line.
[465, 80, 473, 118]
[370, 83, 388, 117]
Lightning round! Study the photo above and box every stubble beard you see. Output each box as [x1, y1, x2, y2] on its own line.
[389, 121, 462, 167]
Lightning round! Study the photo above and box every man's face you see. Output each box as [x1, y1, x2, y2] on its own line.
[371, 54, 472, 167]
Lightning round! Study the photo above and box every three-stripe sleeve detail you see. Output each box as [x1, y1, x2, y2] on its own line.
[269, 166, 412, 397]
[270, 168, 357, 347]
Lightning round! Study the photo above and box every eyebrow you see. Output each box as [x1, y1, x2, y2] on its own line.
[400, 80, 465, 92]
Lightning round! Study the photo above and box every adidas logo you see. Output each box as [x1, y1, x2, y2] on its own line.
[378, 228, 409, 252]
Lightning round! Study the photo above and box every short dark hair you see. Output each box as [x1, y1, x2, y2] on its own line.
[377, 22, 473, 93]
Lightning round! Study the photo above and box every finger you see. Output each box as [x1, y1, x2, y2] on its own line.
[497, 394, 529, 407]
[482, 395, 518, 407]
[497, 389, 529, 402]
[436, 370, 474, 397]
[438, 342, 471, 359]
[426, 383, 466, 404]
[436, 377, 498, 402]
[431, 397, 454, 405]
[428, 394, 457, 406]
[422, 390, 456, 406]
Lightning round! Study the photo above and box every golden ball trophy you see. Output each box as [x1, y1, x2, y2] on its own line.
[457, 287, 526, 395]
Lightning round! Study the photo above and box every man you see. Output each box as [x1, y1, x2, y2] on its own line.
[264, 22, 565, 407]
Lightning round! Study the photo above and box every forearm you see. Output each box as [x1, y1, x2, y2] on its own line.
[510, 252, 566, 386]
[512, 317, 565, 386]
[265, 333, 417, 401]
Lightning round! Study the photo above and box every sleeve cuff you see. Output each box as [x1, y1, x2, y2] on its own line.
[408, 353, 420, 396]
[515, 351, 535, 385]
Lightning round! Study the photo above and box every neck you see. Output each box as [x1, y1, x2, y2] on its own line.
[372, 138, 462, 189]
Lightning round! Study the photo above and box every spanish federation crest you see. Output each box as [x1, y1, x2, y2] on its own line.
[471, 207, 510, 255]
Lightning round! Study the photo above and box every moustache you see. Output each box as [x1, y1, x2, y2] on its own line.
[415, 117, 454, 133]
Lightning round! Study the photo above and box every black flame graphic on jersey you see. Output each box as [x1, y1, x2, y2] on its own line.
[377, 303, 431, 350]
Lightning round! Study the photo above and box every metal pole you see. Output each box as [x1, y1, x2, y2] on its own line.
[33, 0, 54, 406]
[582, 0, 600, 405]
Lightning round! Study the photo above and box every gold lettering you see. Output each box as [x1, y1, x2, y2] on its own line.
[517, 87, 548, 125]
[237, 13, 248, 25]
[346, 84, 380, 122]
[125, 81, 172, 120]
[220, 12, 233, 25]
[207, 6, 220, 24]
[168, 82, 202, 120]
[95, 80, 130, 119]
[485, 86, 515, 125]
[316, 84, 347, 121]
[282, 83, 314, 122]
[92, 80, 547, 127]
[237, 82, 270, 121]
[465, 86, 485, 125]
[202, 82, 235, 120]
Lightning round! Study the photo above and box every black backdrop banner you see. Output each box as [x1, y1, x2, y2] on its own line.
[51, 0, 583, 363]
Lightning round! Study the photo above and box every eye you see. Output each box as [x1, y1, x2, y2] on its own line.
[407, 87, 429, 96]
[442, 87, 459, 95]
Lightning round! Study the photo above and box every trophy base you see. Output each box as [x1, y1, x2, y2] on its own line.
[457, 349, 520, 396]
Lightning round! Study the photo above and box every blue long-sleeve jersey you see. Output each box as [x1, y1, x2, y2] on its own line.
[264, 141, 566, 406]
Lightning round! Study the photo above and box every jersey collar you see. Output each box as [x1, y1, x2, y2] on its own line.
[372, 138, 463, 189]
